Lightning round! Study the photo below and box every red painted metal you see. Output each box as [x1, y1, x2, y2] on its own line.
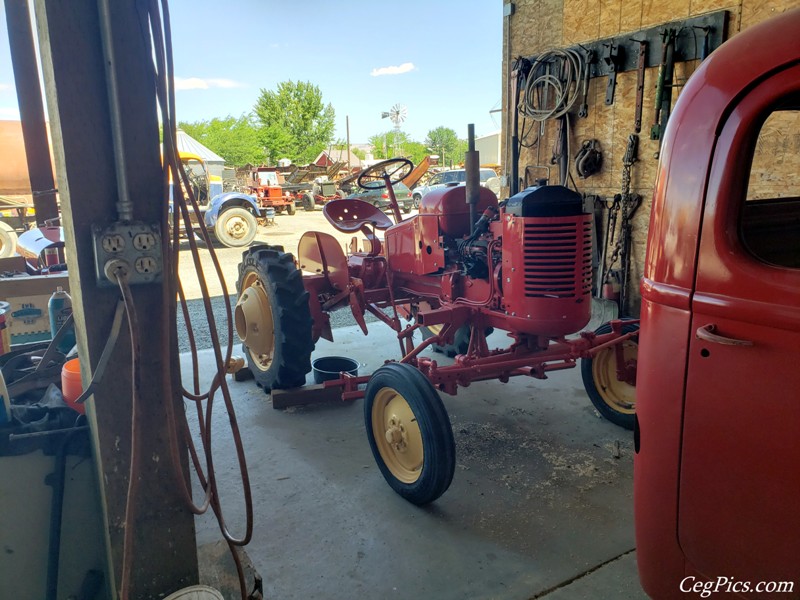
[419, 184, 497, 237]
[636, 8, 800, 598]
[501, 213, 592, 336]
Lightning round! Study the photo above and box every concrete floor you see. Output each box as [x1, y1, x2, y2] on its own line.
[185, 323, 647, 600]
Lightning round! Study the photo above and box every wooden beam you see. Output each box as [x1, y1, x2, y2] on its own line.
[3, 0, 59, 225]
[33, 1, 197, 598]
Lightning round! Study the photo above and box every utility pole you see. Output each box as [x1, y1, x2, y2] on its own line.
[346, 115, 351, 173]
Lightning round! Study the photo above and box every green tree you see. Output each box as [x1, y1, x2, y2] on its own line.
[404, 141, 429, 166]
[254, 80, 335, 164]
[179, 114, 265, 166]
[424, 126, 465, 168]
[351, 147, 366, 160]
[368, 130, 411, 159]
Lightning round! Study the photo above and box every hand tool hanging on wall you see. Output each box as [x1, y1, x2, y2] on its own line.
[603, 43, 620, 105]
[575, 139, 603, 178]
[650, 29, 676, 142]
[694, 25, 712, 61]
[600, 134, 641, 315]
[578, 49, 593, 118]
[632, 39, 648, 133]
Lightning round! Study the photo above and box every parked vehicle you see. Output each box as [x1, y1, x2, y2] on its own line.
[171, 152, 264, 248]
[346, 181, 414, 213]
[412, 167, 499, 207]
[635, 9, 800, 598]
[234, 151, 637, 506]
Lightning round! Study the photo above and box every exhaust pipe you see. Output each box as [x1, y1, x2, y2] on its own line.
[465, 124, 480, 235]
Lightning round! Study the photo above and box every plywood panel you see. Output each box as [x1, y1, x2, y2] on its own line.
[620, 0, 643, 31]
[741, 0, 794, 29]
[563, 0, 600, 44]
[641, 0, 689, 27]
[599, 0, 623, 38]
[690, 0, 738, 15]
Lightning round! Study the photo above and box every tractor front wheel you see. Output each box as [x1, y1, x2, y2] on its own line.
[236, 246, 314, 391]
[286, 202, 296, 215]
[581, 319, 639, 430]
[303, 194, 315, 211]
[364, 363, 455, 505]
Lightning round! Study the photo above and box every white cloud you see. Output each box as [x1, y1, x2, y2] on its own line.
[370, 62, 416, 77]
[0, 107, 20, 119]
[0, 83, 11, 92]
[174, 77, 245, 91]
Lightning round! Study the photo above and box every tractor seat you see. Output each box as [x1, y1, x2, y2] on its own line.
[323, 199, 394, 233]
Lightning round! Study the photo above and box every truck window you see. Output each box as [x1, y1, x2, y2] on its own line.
[741, 108, 800, 269]
[480, 169, 496, 182]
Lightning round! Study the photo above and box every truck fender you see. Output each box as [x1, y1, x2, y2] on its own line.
[204, 192, 260, 228]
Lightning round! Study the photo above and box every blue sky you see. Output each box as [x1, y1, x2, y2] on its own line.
[0, 0, 503, 144]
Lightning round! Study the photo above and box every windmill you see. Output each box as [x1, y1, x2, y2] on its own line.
[381, 104, 407, 156]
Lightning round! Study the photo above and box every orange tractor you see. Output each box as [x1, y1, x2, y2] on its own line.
[234, 136, 638, 505]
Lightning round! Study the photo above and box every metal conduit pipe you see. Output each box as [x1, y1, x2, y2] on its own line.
[97, 0, 134, 222]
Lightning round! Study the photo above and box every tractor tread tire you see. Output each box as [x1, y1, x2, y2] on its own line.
[238, 246, 314, 392]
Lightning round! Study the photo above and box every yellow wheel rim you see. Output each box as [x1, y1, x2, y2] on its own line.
[427, 324, 443, 336]
[235, 271, 276, 372]
[371, 387, 424, 484]
[592, 340, 637, 414]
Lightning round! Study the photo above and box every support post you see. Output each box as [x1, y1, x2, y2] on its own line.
[33, 1, 197, 598]
[3, 0, 59, 225]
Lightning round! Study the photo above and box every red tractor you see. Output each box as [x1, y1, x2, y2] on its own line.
[234, 144, 638, 505]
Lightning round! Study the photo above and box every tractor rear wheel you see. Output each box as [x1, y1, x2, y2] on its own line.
[364, 363, 455, 505]
[581, 319, 639, 430]
[420, 323, 471, 357]
[236, 245, 314, 391]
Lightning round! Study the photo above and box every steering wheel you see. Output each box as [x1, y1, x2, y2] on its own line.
[357, 158, 413, 190]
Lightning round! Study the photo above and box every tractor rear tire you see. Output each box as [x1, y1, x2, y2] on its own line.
[364, 363, 455, 505]
[214, 207, 257, 248]
[303, 194, 315, 211]
[581, 319, 639, 430]
[236, 246, 314, 391]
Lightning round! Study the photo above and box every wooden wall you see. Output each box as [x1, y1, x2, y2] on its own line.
[502, 0, 797, 314]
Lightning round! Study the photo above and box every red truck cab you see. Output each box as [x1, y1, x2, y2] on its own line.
[636, 8, 800, 597]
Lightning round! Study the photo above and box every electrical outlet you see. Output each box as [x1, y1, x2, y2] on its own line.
[92, 222, 162, 287]
[134, 256, 158, 274]
[133, 232, 157, 251]
[102, 234, 126, 253]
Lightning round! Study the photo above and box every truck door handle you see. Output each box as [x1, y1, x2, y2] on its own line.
[695, 324, 753, 346]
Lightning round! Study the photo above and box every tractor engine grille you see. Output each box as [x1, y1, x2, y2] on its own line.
[522, 219, 592, 298]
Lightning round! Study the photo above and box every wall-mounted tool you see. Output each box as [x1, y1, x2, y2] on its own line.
[575, 139, 603, 178]
[650, 29, 676, 142]
[603, 43, 621, 105]
[694, 25, 712, 60]
[632, 39, 648, 133]
[578, 49, 593, 118]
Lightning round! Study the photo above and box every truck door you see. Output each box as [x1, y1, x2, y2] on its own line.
[679, 64, 800, 585]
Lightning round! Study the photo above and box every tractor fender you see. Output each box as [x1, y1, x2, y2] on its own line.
[204, 192, 259, 227]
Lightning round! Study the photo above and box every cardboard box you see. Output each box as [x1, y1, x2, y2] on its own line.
[0, 272, 70, 344]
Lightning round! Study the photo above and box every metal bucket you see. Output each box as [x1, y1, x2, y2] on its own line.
[312, 356, 359, 384]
